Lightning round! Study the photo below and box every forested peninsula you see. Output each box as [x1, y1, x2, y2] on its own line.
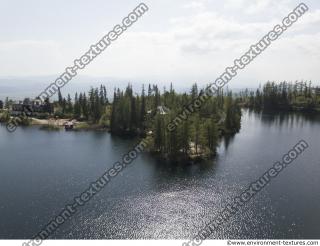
[0, 83, 242, 162]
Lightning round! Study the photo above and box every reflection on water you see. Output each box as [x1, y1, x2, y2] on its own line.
[0, 109, 319, 239]
[247, 108, 320, 129]
[221, 134, 235, 151]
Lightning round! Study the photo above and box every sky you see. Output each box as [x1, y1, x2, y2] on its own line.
[0, 0, 320, 93]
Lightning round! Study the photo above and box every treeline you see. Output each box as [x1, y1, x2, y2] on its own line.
[110, 85, 146, 135]
[55, 85, 109, 124]
[1, 97, 14, 110]
[239, 81, 320, 111]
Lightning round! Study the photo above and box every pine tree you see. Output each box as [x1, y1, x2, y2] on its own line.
[82, 93, 89, 119]
[154, 85, 160, 108]
[191, 83, 198, 100]
[110, 90, 117, 133]
[179, 120, 190, 156]
[154, 114, 164, 152]
[103, 85, 108, 104]
[58, 88, 63, 106]
[193, 116, 201, 154]
[67, 94, 73, 114]
[99, 85, 105, 105]
[148, 84, 152, 97]
[4, 97, 9, 109]
[62, 98, 67, 114]
[94, 88, 102, 122]
[73, 93, 81, 119]
[140, 85, 146, 126]
[88, 88, 95, 121]
[130, 97, 137, 130]
[205, 118, 218, 154]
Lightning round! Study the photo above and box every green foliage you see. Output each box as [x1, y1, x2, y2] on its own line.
[4, 97, 11, 109]
[7, 114, 31, 126]
[0, 110, 10, 122]
[224, 93, 241, 134]
[34, 113, 50, 119]
[74, 122, 91, 130]
[240, 81, 320, 112]
[99, 113, 110, 127]
[53, 109, 64, 119]
[17, 115, 31, 126]
[204, 118, 218, 153]
[110, 85, 145, 135]
[54, 85, 108, 122]
[73, 93, 81, 119]
[107, 83, 240, 161]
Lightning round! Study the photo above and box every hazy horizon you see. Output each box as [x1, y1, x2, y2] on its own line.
[0, 75, 263, 101]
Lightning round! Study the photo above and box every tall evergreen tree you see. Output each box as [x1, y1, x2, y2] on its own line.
[4, 97, 9, 109]
[66, 94, 73, 114]
[73, 93, 81, 119]
[140, 85, 146, 126]
[58, 88, 63, 106]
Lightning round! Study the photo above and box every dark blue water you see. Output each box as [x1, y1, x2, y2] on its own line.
[0, 109, 319, 239]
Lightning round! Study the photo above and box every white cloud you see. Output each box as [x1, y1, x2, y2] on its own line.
[0, 40, 64, 76]
[182, 0, 210, 11]
[0, 0, 319, 88]
[224, 0, 293, 15]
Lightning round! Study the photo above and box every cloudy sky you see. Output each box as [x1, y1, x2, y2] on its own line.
[1, 0, 320, 90]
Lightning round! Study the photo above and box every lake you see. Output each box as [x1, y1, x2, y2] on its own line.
[0, 109, 319, 239]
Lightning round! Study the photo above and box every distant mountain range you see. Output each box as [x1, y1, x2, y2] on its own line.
[0, 75, 252, 101]
[0, 75, 163, 101]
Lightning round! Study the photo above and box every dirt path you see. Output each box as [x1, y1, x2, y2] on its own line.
[31, 118, 72, 126]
